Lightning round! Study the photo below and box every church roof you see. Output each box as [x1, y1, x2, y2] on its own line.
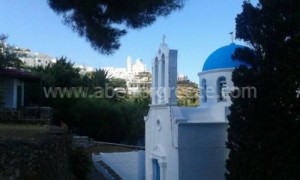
[202, 43, 249, 71]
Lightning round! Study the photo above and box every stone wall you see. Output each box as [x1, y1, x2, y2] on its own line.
[72, 135, 90, 148]
[0, 134, 75, 180]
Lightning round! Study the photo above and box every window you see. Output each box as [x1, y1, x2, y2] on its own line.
[154, 58, 158, 88]
[154, 58, 159, 104]
[161, 54, 165, 87]
[201, 79, 207, 102]
[157, 54, 165, 104]
[217, 76, 227, 101]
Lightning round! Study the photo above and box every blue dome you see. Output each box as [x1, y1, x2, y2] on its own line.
[202, 43, 249, 71]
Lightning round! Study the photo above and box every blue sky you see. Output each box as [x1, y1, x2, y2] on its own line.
[0, 0, 258, 83]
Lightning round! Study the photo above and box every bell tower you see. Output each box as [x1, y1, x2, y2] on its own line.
[151, 40, 178, 105]
[146, 41, 181, 180]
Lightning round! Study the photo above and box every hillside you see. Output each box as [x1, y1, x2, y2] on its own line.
[177, 80, 199, 107]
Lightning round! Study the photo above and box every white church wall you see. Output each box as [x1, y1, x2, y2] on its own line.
[152, 43, 177, 105]
[145, 106, 180, 180]
[146, 41, 234, 180]
[166, 49, 178, 105]
[151, 57, 158, 104]
[178, 122, 228, 180]
[198, 69, 234, 108]
[179, 107, 222, 122]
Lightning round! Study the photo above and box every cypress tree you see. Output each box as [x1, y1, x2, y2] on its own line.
[226, 1, 300, 179]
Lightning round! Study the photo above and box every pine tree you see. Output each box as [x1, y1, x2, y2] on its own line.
[0, 35, 23, 69]
[226, 1, 300, 179]
[47, 0, 184, 54]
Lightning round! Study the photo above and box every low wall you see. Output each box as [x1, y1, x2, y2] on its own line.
[73, 135, 145, 149]
[0, 134, 74, 180]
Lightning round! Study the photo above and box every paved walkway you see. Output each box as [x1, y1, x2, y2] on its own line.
[88, 165, 106, 180]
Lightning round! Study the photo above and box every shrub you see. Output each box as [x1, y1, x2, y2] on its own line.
[0, 88, 4, 108]
[69, 147, 92, 180]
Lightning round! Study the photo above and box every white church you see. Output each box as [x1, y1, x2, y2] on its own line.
[92, 41, 250, 180]
[145, 41, 249, 180]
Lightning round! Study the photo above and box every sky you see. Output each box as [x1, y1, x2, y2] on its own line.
[0, 0, 258, 83]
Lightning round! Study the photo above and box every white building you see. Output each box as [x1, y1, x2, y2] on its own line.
[177, 74, 188, 82]
[104, 56, 148, 79]
[103, 67, 128, 79]
[127, 71, 152, 95]
[145, 42, 250, 180]
[12, 47, 57, 67]
[103, 56, 151, 94]
[73, 64, 95, 74]
[0, 68, 39, 109]
[127, 56, 147, 75]
[126, 57, 150, 94]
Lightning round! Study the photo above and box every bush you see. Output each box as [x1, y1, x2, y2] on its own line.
[69, 147, 92, 180]
[69, 98, 148, 145]
[0, 88, 4, 108]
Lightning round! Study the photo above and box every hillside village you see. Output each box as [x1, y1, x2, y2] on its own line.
[1, 43, 199, 109]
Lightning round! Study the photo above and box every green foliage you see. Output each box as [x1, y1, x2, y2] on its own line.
[0, 35, 23, 69]
[0, 34, 23, 108]
[0, 88, 3, 108]
[33, 57, 81, 87]
[0, 134, 74, 180]
[69, 147, 91, 180]
[47, 0, 184, 54]
[23, 82, 41, 107]
[89, 69, 110, 88]
[109, 78, 127, 89]
[177, 81, 199, 107]
[30, 60, 148, 145]
[80, 69, 110, 91]
[226, 1, 300, 179]
[29, 57, 82, 124]
[70, 97, 148, 144]
[70, 99, 120, 141]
